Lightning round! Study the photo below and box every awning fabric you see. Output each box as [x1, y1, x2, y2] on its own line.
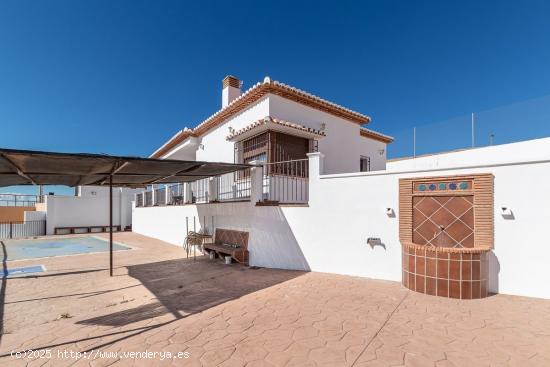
[0, 148, 253, 188]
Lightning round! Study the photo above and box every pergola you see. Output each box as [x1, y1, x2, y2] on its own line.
[0, 147, 252, 276]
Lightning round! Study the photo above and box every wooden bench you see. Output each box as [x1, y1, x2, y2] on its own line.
[203, 229, 249, 265]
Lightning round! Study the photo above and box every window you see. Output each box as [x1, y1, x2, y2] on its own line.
[244, 153, 267, 164]
[237, 131, 311, 164]
[360, 156, 371, 172]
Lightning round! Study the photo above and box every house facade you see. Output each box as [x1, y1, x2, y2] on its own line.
[133, 76, 550, 301]
[151, 76, 393, 174]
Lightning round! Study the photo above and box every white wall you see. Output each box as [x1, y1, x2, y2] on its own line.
[134, 138, 550, 299]
[44, 187, 140, 234]
[386, 137, 550, 172]
[161, 93, 387, 174]
[269, 94, 387, 173]
[195, 96, 271, 163]
[132, 202, 310, 271]
[24, 210, 46, 222]
[309, 162, 550, 299]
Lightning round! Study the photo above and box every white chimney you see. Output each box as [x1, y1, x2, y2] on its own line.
[222, 75, 241, 108]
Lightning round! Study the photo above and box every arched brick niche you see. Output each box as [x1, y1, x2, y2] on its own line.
[399, 174, 494, 299]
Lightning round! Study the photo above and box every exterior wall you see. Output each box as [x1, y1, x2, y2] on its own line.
[268, 94, 387, 173]
[386, 137, 550, 172]
[0, 206, 36, 222]
[306, 157, 550, 299]
[24, 210, 46, 222]
[132, 203, 311, 271]
[195, 96, 271, 163]
[134, 138, 550, 299]
[161, 138, 198, 161]
[161, 94, 387, 175]
[44, 187, 140, 234]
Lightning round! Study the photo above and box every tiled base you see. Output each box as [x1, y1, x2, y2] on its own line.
[402, 242, 490, 299]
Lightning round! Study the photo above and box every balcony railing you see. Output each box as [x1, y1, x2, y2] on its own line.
[190, 178, 210, 203]
[134, 161, 308, 207]
[155, 187, 166, 206]
[262, 159, 309, 204]
[167, 183, 184, 205]
[217, 169, 251, 202]
[145, 191, 153, 206]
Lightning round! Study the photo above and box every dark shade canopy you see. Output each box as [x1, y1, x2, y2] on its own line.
[0, 148, 253, 188]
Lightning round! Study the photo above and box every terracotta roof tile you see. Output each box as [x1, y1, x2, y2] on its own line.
[359, 127, 394, 143]
[226, 116, 326, 141]
[151, 77, 370, 158]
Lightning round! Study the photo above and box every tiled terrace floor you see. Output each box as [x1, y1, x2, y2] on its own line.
[1, 232, 550, 366]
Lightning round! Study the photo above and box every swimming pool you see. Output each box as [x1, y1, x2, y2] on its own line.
[2, 236, 131, 260]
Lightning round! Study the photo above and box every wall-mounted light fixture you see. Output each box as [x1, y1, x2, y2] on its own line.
[385, 207, 395, 217]
[501, 206, 514, 219]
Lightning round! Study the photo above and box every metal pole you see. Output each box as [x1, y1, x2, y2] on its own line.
[109, 175, 113, 277]
[471, 112, 475, 148]
[413, 127, 416, 158]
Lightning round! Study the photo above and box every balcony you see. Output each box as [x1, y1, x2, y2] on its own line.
[135, 159, 310, 207]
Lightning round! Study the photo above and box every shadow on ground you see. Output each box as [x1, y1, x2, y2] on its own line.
[77, 257, 304, 327]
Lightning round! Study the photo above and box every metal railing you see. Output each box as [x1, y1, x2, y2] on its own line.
[190, 178, 209, 203]
[0, 194, 42, 207]
[262, 159, 309, 204]
[0, 220, 46, 239]
[217, 168, 251, 202]
[136, 193, 143, 207]
[145, 191, 153, 206]
[134, 161, 309, 207]
[167, 183, 184, 205]
[155, 187, 166, 206]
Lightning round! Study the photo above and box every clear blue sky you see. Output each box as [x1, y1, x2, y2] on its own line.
[1, 0, 549, 194]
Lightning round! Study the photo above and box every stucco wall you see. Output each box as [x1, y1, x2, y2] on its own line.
[268, 94, 387, 173]
[133, 138, 550, 299]
[194, 97, 271, 163]
[44, 187, 140, 234]
[24, 210, 46, 222]
[132, 203, 310, 271]
[163, 94, 387, 174]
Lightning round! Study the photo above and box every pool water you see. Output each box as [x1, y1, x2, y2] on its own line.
[3, 236, 130, 260]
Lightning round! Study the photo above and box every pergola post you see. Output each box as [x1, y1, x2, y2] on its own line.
[109, 175, 113, 277]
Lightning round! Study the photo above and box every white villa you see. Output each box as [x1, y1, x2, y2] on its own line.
[150, 75, 393, 173]
[132, 75, 550, 301]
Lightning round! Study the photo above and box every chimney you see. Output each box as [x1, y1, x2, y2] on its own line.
[222, 75, 241, 108]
